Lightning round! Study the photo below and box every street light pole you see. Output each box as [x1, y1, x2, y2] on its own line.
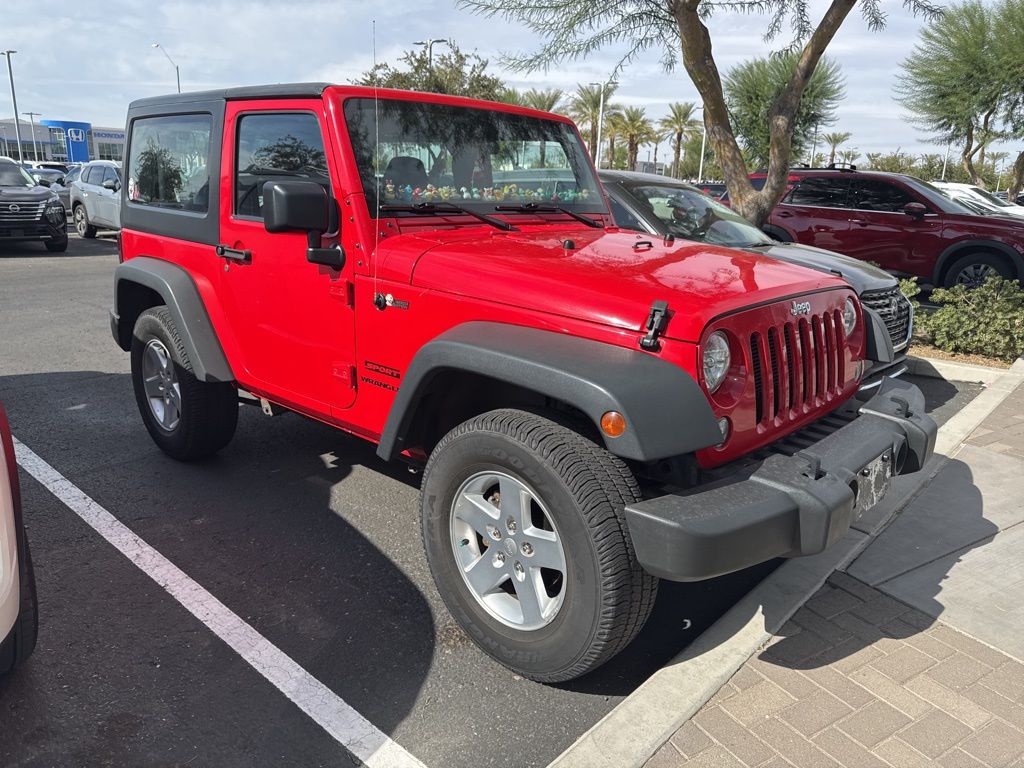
[941, 141, 951, 181]
[1, 51, 24, 163]
[590, 80, 616, 169]
[23, 111, 41, 160]
[414, 38, 448, 68]
[151, 43, 181, 93]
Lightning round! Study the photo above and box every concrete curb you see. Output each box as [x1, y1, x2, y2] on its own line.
[547, 357, 1024, 768]
[906, 354, 1008, 385]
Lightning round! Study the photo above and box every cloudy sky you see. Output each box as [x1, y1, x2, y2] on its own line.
[1, 0, 1013, 162]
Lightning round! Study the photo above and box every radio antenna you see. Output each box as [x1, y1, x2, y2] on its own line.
[371, 19, 384, 308]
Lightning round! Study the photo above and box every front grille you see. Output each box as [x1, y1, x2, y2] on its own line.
[860, 286, 912, 351]
[749, 310, 847, 427]
[0, 202, 46, 223]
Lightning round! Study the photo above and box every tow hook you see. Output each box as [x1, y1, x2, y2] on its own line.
[639, 300, 670, 351]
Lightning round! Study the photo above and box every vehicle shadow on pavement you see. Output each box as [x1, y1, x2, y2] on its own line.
[758, 457, 993, 671]
[0, 371, 436, 753]
[0, 236, 117, 259]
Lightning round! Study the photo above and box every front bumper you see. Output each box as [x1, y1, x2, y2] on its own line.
[0, 215, 67, 243]
[625, 378, 936, 581]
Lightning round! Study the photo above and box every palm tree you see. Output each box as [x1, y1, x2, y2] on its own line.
[522, 87, 563, 113]
[496, 87, 525, 106]
[839, 149, 861, 165]
[619, 107, 654, 171]
[605, 113, 625, 169]
[659, 102, 702, 179]
[567, 83, 619, 158]
[823, 132, 852, 166]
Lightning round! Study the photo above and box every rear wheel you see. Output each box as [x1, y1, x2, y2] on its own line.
[944, 252, 1015, 288]
[73, 204, 96, 238]
[131, 307, 238, 460]
[0, 523, 38, 676]
[420, 409, 657, 682]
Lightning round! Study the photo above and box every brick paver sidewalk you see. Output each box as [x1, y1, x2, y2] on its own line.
[645, 572, 1024, 767]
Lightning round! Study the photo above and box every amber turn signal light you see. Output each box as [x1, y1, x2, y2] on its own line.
[600, 411, 627, 437]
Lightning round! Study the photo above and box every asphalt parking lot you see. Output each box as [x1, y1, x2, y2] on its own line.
[0, 233, 984, 768]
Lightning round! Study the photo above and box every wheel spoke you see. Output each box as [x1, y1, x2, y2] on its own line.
[456, 492, 500, 538]
[143, 373, 163, 398]
[523, 530, 564, 571]
[513, 569, 546, 626]
[464, 551, 507, 595]
[498, 476, 531, 529]
[164, 383, 182, 426]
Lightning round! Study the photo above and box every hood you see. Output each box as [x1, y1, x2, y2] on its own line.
[0, 185, 58, 204]
[388, 227, 849, 342]
[744, 242, 896, 295]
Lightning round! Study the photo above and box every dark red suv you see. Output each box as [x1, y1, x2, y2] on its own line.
[750, 168, 1024, 287]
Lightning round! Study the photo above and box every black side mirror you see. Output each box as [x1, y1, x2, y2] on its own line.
[262, 180, 344, 269]
[36, 178, 51, 187]
[102, 178, 119, 191]
[903, 202, 928, 218]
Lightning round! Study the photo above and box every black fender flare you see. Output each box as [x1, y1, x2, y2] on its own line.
[376, 322, 723, 463]
[932, 239, 1024, 285]
[111, 257, 234, 383]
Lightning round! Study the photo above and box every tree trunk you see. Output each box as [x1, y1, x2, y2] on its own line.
[961, 124, 985, 186]
[828, 147, 836, 166]
[672, 132, 682, 178]
[608, 136, 616, 168]
[671, 0, 857, 228]
[1007, 150, 1024, 203]
[589, 123, 598, 159]
[628, 140, 639, 171]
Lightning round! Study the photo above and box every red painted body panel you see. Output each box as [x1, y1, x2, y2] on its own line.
[120, 87, 867, 468]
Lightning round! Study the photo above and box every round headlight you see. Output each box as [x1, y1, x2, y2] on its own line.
[703, 331, 731, 393]
[842, 297, 858, 336]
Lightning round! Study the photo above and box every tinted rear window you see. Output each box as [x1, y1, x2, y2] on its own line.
[126, 114, 212, 212]
[786, 177, 850, 208]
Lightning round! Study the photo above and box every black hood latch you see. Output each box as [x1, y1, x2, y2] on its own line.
[639, 300, 670, 351]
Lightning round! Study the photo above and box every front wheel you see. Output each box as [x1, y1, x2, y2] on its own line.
[420, 409, 657, 682]
[73, 204, 96, 238]
[44, 237, 68, 253]
[130, 307, 238, 460]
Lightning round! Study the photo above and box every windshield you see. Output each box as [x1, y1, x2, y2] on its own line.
[0, 163, 37, 188]
[969, 186, 1013, 208]
[343, 98, 603, 217]
[624, 182, 772, 247]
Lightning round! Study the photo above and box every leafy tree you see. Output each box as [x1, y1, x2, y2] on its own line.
[839, 149, 861, 165]
[618, 107, 655, 171]
[458, 0, 940, 227]
[567, 83, 620, 158]
[522, 87, 563, 113]
[823, 131, 852, 165]
[724, 54, 845, 170]
[605, 112, 624, 169]
[896, 2, 1008, 186]
[994, 0, 1024, 200]
[357, 43, 504, 101]
[659, 102, 701, 179]
[496, 86, 525, 105]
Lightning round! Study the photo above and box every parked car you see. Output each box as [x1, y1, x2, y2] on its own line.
[931, 181, 1024, 218]
[0, 158, 68, 252]
[601, 169, 913, 387]
[69, 160, 122, 237]
[28, 167, 70, 209]
[0, 400, 38, 676]
[111, 84, 935, 683]
[748, 168, 1024, 287]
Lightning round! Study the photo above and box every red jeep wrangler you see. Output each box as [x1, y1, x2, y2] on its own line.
[110, 84, 935, 682]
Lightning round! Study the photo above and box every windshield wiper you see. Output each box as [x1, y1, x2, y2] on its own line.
[494, 202, 602, 228]
[380, 202, 517, 232]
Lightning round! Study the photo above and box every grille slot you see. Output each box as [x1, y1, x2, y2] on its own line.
[748, 308, 847, 427]
[0, 202, 46, 222]
[860, 286, 912, 351]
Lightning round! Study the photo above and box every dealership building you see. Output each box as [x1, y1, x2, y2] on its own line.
[0, 116, 124, 164]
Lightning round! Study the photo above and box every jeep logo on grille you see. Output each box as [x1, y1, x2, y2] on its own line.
[790, 301, 811, 316]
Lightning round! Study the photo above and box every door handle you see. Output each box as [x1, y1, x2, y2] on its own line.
[850, 219, 868, 226]
[215, 244, 252, 262]
[777, 211, 793, 218]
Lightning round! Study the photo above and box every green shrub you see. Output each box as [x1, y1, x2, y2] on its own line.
[923, 277, 1024, 363]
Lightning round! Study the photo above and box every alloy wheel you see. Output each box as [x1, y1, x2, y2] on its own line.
[141, 339, 182, 431]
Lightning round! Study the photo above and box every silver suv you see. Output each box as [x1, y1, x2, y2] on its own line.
[69, 160, 122, 237]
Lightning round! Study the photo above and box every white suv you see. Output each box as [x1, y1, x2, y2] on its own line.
[932, 181, 1024, 218]
[69, 160, 122, 237]
[0, 400, 37, 676]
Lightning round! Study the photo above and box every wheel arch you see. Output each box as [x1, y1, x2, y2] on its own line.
[112, 257, 234, 383]
[933, 239, 1024, 286]
[377, 322, 723, 463]
[761, 224, 793, 243]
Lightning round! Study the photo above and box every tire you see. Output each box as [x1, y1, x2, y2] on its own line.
[420, 408, 658, 682]
[45, 237, 68, 253]
[73, 204, 96, 238]
[943, 252, 1015, 288]
[130, 306, 238, 460]
[0, 522, 38, 676]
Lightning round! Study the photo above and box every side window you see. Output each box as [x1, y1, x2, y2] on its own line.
[849, 180, 915, 212]
[102, 166, 120, 186]
[234, 112, 328, 218]
[126, 114, 212, 212]
[608, 196, 645, 232]
[785, 178, 850, 208]
[82, 165, 99, 185]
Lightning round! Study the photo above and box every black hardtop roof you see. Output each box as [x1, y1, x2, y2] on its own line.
[129, 82, 331, 110]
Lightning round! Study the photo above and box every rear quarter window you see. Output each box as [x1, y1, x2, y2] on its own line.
[126, 114, 212, 212]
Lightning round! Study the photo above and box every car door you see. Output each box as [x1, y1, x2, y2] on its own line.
[216, 101, 356, 414]
[77, 164, 101, 220]
[771, 176, 852, 251]
[843, 178, 942, 274]
[95, 166, 120, 228]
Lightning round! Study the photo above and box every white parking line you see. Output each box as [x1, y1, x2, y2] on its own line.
[14, 437, 427, 768]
